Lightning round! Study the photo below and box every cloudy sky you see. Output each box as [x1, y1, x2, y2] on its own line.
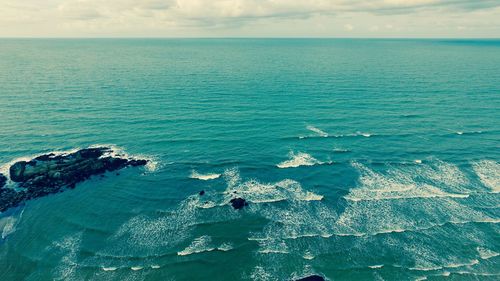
[1, 0, 499, 37]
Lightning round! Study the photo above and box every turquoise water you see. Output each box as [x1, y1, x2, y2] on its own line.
[0, 39, 499, 280]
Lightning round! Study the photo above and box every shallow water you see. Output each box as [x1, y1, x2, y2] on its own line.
[0, 39, 499, 280]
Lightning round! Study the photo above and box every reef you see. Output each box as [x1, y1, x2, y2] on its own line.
[0, 147, 147, 212]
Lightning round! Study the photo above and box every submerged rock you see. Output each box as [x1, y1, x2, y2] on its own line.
[295, 275, 325, 281]
[230, 198, 248, 210]
[0, 147, 147, 212]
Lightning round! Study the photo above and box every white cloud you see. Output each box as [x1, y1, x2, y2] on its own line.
[0, 0, 499, 37]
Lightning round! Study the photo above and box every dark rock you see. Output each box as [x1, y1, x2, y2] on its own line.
[199, 190, 205, 196]
[129, 159, 148, 167]
[295, 275, 325, 281]
[230, 198, 248, 210]
[1, 147, 147, 213]
[0, 174, 7, 188]
[9, 161, 27, 182]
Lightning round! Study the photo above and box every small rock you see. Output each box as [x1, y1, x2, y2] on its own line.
[230, 198, 248, 210]
[295, 275, 325, 281]
[199, 190, 205, 196]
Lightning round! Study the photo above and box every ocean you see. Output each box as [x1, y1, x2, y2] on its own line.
[0, 39, 499, 280]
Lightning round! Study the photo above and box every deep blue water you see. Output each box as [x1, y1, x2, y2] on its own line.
[0, 39, 499, 280]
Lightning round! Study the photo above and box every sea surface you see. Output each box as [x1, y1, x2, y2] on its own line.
[0, 39, 499, 280]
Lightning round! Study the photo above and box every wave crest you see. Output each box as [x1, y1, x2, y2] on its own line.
[277, 152, 324, 168]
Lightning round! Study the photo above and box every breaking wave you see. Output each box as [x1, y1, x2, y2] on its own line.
[472, 160, 499, 193]
[178, 236, 234, 256]
[477, 247, 499, 260]
[306, 125, 328, 137]
[189, 170, 221, 181]
[344, 162, 470, 202]
[277, 151, 326, 168]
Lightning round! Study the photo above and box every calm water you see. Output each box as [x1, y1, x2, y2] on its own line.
[0, 39, 499, 280]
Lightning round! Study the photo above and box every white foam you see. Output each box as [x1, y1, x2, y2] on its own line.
[477, 247, 499, 260]
[415, 160, 422, 164]
[177, 235, 216, 256]
[51, 233, 83, 280]
[303, 250, 315, 260]
[344, 163, 469, 202]
[0, 209, 24, 239]
[189, 170, 221, 181]
[356, 131, 372, 137]
[333, 148, 350, 153]
[306, 125, 328, 137]
[217, 242, 234, 252]
[277, 151, 323, 168]
[222, 177, 323, 205]
[250, 266, 273, 281]
[151, 265, 161, 269]
[92, 144, 159, 173]
[131, 266, 143, 271]
[369, 265, 384, 269]
[472, 160, 499, 193]
[444, 259, 479, 268]
[102, 267, 117, 271]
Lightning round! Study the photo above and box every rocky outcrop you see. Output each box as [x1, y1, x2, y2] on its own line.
[295, 275, 325, 281]
[0, 147, 147, 212]
[0, 174, 6, 188]
[230, 198, 248, 210]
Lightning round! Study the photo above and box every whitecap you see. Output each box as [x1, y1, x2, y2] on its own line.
[177, 235, 216, 256]
[151, 265, 161, 269]
[369, 265, 384, 269]
[344, 163, 469, 202]
[222, 177, 323, 205]
[277, 151, 323, 168]
[250, 266, 273, 281]
[306, 125, 328, 137]
[444, 259, 479, 268]
[477, 247, 499, 260]
[303, 250, 315, 260]
[258, 249, 290, 254]
[217, 242, 234, 252]
[131, 266, 143, 271]
[102, 267, 117, 271]
[356, 131, 372, 137]
[472, 160, 499, 193]
[189, 170, 221, 181]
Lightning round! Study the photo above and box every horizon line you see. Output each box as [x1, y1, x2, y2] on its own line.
[0, 37, 499, 40]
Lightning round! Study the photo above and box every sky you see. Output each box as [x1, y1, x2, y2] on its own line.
[1, 0, 499, 38]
